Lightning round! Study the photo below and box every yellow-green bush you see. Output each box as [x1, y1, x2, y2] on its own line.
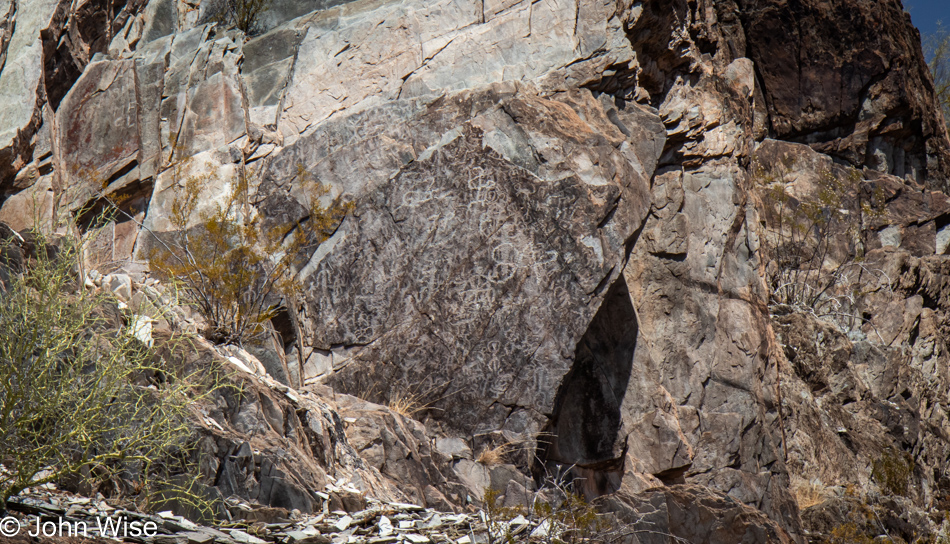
[147, 163, 350, 346]
[0, 230, 211, 511]
[872, 449, 916, 497]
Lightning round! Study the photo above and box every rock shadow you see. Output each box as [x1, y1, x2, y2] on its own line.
[534, 276, 637, 498]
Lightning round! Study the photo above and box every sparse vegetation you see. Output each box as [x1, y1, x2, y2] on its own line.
[477, 443, 515, 467]
[483, 486, 610, 544]
[791, 476, 831, 510]
[829, 523, 876, 544]
[754, 155, 887, 328]
[481, 466, 690, 544]
[872, 448, 916, 497]
[203, 0, 273, 35]
[0, 229, 213, 511]
[146, 160, 350, 346]
[362, 378, 451, 420]
[387, 387, 428, 418]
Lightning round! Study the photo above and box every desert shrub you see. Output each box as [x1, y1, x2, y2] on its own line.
[829, 523, 876, 544]
[482, 487, 521, 544]
[872, 449, 916, 497]
[924, 22, 950, 125]
[483, 486, 610, 544]
[0, 230, 211, 510]
[387, 388, 428, 418]
[202, 0, 273, 34]
[477, 443, 515, 467]
[754, 157, 887, 326]
[481, 466, 689, 544]
[147, 162, 350, 346]
[791, 476, 830, 509]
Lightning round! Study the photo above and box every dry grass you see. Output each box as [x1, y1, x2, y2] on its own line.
[387, 388, 427, 418]
[385, 381, 454, 419]
[791, 476, 830, 509]
[476, 443, 515, 467]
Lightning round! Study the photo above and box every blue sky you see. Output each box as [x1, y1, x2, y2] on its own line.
[905, 0, 950, 37]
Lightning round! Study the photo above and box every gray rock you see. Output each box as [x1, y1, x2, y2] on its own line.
[140, 0, 178, 44]
[277, 0, 634, 142]
[228, 528, 268, 544]
[0, 0, 65, 183]
[434, 438, 472, 460]
[879, 225, 902, 248]
[0, 176, 53, 232]
[246, 345, 291, 386]
[453, 460, 490, 499]
[281, 87, 657, 437]
[181, 531, 215, 544]
[104, 273, 133, 301]
[487, 465, 531, 496]
[242, 28, 303, 128]
[600, 485, 793, 543]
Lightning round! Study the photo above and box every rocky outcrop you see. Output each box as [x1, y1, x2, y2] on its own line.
[2, 0, 950, 541]
[735, 0, 950, 187]
[602, 485, 795, 543]
[629, 0, 950, 187]
[3, 484, 789, 544]
[155, 325, 474, 514]
[282, 87, 658, 438]
[0, 0, 64, 189]
[769, 246, 950, 541]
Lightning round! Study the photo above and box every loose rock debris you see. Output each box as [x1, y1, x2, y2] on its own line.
[4, 489, 590, 544]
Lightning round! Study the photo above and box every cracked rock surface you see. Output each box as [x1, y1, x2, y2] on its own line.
[2, 0, 950, 542]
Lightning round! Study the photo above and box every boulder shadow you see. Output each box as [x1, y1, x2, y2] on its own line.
[534, 276, 637, 499]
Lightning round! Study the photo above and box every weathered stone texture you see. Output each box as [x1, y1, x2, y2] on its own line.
[738, 0, 950, 184]
[0, 0, 66, 185]
[285, 87, 658, 436]
[601, 485, 794, 543]
[2, 0, 950, 539]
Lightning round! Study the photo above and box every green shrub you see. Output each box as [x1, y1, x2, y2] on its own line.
[147, 162, 350, 346]
[872, 449, 916, 497]
[0, 230, 210, 510]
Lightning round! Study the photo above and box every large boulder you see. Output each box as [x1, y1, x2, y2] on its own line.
[267, 84, 661, 437]
[734, 0, 950, 187]
[1, 0, 950, 539]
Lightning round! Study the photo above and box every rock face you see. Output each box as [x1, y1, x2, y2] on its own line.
[0, 0, 62, 190]
[280, 87, 658, 438]
[736, 0, 950, 187]
[3, 0, 950, 541]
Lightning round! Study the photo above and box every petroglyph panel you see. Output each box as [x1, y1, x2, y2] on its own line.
[272, 86, 662, 435]
[299, 137, 642, 433]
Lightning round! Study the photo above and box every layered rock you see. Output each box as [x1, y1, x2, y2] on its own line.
[735, 0, 950, 187]
[0, 0, 63, 195]
[1, 0, 950, 541]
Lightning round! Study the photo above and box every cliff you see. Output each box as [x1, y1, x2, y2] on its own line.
[2, 0, 950, 541]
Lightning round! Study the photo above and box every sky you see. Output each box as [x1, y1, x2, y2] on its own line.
[905, 0, 950, 37]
